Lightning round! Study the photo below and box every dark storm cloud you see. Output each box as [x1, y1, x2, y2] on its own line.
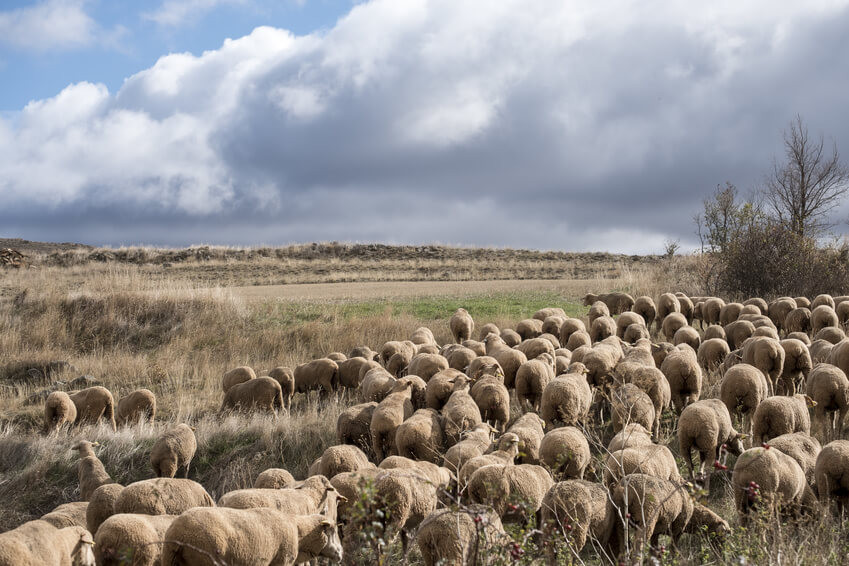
[2, 1, 849, 253]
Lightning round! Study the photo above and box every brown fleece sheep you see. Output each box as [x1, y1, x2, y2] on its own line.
[309, 445, 374, 478]
[655, 293, 681, 330]
[450, 308, 475, 343]
[386, 348, 414, 377]
[466, 464, 554, 523]
[516, 318, 544, 340]
[752, 394, 815, 444]
[590, 315, 617, 343]
[350, 345, 379, 361]
[69, 387, 116, 431]
[515, 337, 555, 360]
[608, 423, 654, 452]
[337, 401, 378, 453]
[534, 307, 567, 321]
[610, 383, 656, 434]
[457, 434, 520, 490]
[701, 297, 725, 327]
[424, 369, 463, 411]
[416, 506, 506, 566]
[500, 412, 546, 465]
[478, 322, 500, 341]
[785, 307, 812, 335]
[583, 341, 623, 394]
[767, 432, 821, 485]
[407, 353, 449, 383]
[113, 478, 214, 515]
[815, 326, 846, 344]
[411, 326, 436, 345]
[677, 294, 695, 324]
[500, 328, 522, 347]
[583, 292, 635, 315]
[442, 376, 483, 448]
[86, 483, 124, 535]
[150, 423, 196, 478]
[732, 446, 817, 520]
[395, 408, 444, 463]
[768, 297, 796, 332]
[779, 339, 813, 395]
[538, 427, 590, 479]
[815, 440, 849, 514]
[603, 444, 681, 486]
[720, 363, 770, 439]
[327, 352, 347, 362]
[442, 422, 494, 474]
[742, 336, 786, 396]
[615, 312, 645, 339]
[470, 374, 510, 431]
[361, 367, 397, 402]
[698, 338, 731, 371]
[673, 326, 701, 350]
[586, 302, 610, 328]
[161, 509, 341, 566]
[266, 366, 295, 412]
[0, 521, 95, 566]
[542, 315, 567, 337]
[786, 331, 811, 345]
[335, 357, 369, 390]
[704, 324, 726, 341]
[540, 480, 615, 558]
[294, 358, 338, 397]
[540, 372, 592, 431]
[491, 348, 525, 390]
[633, 296, 657, 327]
[811, 339, 835, 364]
[661, 345, 702, 414]
[367, 468, 444, 553]
[651, 342, 676, 367]
[805, 364, 849, 441]
[72, 440, 112, 501]
[678, 399, 745, 483]
[219, 476, 341, 520]
[516, 355, 556, 412]
[837, 301, 849, 327]
[623, 323, 650, 343]
[558, 318, 587, 347]
[744, 297, 769, 313]
[719, 302, 744, 326]
[620, 365, 670, 438]
[222, 366, 255, 393]
[94, 513, 174, 566]
[380, 340, 417, 366]
[812, 305, 839, 335]
[371, 380, 414, 461]
[41, 502, 88, 530]
[445, 346, 477, 372]
[220, 376, 284, 414]
[254, 468, 296, 489]
[828, 339, 849, 378]
[44, 391, 77, 434]
[115, 389, 156, 426]
[725, 319, 755, 350]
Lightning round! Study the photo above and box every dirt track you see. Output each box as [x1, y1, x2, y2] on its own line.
[226, 279, 593, 301]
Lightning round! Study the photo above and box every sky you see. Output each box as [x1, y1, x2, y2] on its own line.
[2, 0, 849, 254]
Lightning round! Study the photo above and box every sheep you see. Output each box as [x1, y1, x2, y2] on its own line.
[590, 315, 617, 343]
[329, 468, 380, 528]
[615, 312, 644, 339]
[515, 337, 555, 360]
[500, 412, 546, 465]
[805, 363, 849, 441]
[837, 301, 849, 327]
[441, 376, 483, 448]
[607, 423, 654, 452]
[778, 338, 813, 395]
[828, 339, 849, 377]
[377, 456, 452, 488]
[457, 433, 521, 489]
[466, 464, 554, 523]
[558, 318, 587, 347]
[0, 521, 94, 566]
[812, 305, 839, 335]
[815, 440, 849, 515]
[619, 365, 670, 439]
[566, 331, 592, 351]
[583, 341, 622, 394]
[731, 446, 817, 520]
[370, 380, 414, 461]
[661, 345, 702, 414]
[219, 475, 342, 520]
[483, 332, 509, 355]
[810, 339, 836, 363]
[220, 376, 284, 415]
[327, 351, 348, 362]
[380, 340, 417, 366]
[71, 440, 112, 501]
[337, 401, 378, 453]
[442, 422, 494, 474]
[672, 326, 700, 351]
[704, 324, 726, 341]
[113, 478, 215, 515]
[93, 513, 175, 566]
[603, 444, 681, 486]
[41, 502, 88, 530]
[446, 346, 477, 372]
[815, 326, 846, 344]
[516, 318, 544, 340]
[466, 355, 503, 380]
[678, 399, 745, 485]
[161, 509, 341, 566]
[69, 387, 116, 431]
[294, 358, 338, 398]
[650, 342, 676, 368]
[114, 389, 156, 427]
[586, 302, 610, 328]
[785, 307, 812, 335]
[540, 480, 615, 558]
[416, 506, 506, 566]
[718, 302, 744, 326]
[425, 369, 463, 411]
[449, 308, 474, 343]
[368, 468, 444, 553]
[742, 336, 786, 396]
[533, 306, 567, 321]
[361, 367, 397, 402]
[254, 468, 297, 489]
[500, 328, 522, 347]
[386, 348, 414, 377]
[676, 294, 695, 324]
[768, 297, 796, 332]
[752, 394, 815, 444]
[538, 427, 590, 479]
[633, 296, 657, 327]
[725, 319, 755, 350]
[410, 326, 436, 346]
[398, 375, 428, 410]
[406, 353, 449, 383]
[350, 345, 379, 361]
[610, 383, 656, 434]
[542, 315, 567, 337]
[478, 322, 500, 341]
[609, 474, 729, 560]
[555, 354, 572, 374]
[149, 423, 196, 479]
[470, 374, 510, 431]
[700, 298, 725, 328]
[767, 432, 821, 485]
[309, 445, 374, 478]
[221, 366, 255, 393]
[395, 408, 444, 463]
[623, 323, 650, 343]
[515, 355, 555, 412]
[335, 358, 370, 391]
[698, 338, 731, 371]
[44, 391, 77, 434]
[720, 363, 769, 440]
[655, 293, 681, 330]
[493, 348, 527, 390]
[86, 483, 124, 535]
[540, 372, 592, 431]
[583, 292, 634, 315]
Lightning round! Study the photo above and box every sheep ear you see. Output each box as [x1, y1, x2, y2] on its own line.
[336, 494, 349, 503]
[321, 519, 336, 529]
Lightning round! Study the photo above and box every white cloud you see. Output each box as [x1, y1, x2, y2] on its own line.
[143, 0, 248, 28]
[3, 0, 849, 252]
[0, 0, 96, 51]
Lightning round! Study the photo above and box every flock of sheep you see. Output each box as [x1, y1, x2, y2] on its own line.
[4, 290, 849, 565]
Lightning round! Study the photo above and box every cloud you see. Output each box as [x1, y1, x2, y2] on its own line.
[143, 0, 248, 27]
[0, 0, 96, 51]
[3, 0, 849, 252]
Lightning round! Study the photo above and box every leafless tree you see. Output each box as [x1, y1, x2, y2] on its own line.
[763, 115, 849, 238]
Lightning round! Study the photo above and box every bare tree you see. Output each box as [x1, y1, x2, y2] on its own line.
[695, 182, 759, 253]
[764, 115, 849, 238]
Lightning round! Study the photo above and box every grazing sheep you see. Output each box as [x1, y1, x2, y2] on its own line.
[725, 320, 756, 350]
[603, 445, 681, 486]
[395, 408, 444, 463]
[411, 326, 436, 346]
[457, 433, 521, 489]
[94, 513, 174, 566]
[661, 312, 688, 342]
[719, 302, 744, 326]
[294, 358, 339, 398]
[752, 394, 815, 444]
[701, 298, 725, 327]
[500, 328, 522, 347]
[828, 339, 849, 377]
[704, 324, 726, 341]
[516, 355, 556, 412]
[623, 323, 650, 343]
[609, 474, 729, 560]
[416, 507, 506, 566]
[607, 423, 654, 452]
[470, 374, 510, 431]
[442, 376, 483, 448]
[650, 342, 676, 368]
[371, 380, 414, 461]
[425, 369, 463, 411]
[677, 294, 695, 324]
[587, 302, 610, 327]
[113, 478, 214, 515]
[633, 296, 657, 327]
[72, 440, 112, 501]
[619, 365, 670, 438]
[450, 308, 475, 343]
[442, 422, 494, 474]
[540, 480, 615, 558]
[254, 468, 297, 489]
[583, 342, 623, 396]
[732, 446, 817, 520]
[767, 432, 821, 485]
[815, 440, 849, 515]
[380, 341, 417, 366]
[41, 502, 88, 530]
[565, 331, 592, 351]
[407, 354, 449, 383]
[115, 389, 156, 427]
[376, 456, 452, 488]
[698, 338, 731, 371]
[590, 315, 617, 343]
[350, 346, 379, 361]
[492, 348, 526, 390]
[44, 391, 77, 434]
[583, 292, 634, 315]
[655, 293, 681, 329]
[86, 483, 124, 535]
[337, 401, 378, 453]
[221, 366, 255, 393]
[785, 307, 812, 335]
[779, 339, 813, 395]
[515, 337, 555, 361]
[558, 318, 587, 347]
[0, 521, 94, 566]
[837, 301, 849, 327]
[811, 339, 835, 364]
[535, 307, 567, 321]
[805, 364, 849, 441]
[815, 326, 846, 344]
[150, 423, 196, 478]
[678, 399, 745, 484]
[615, 312, 644, 339]
[398, 375, 428, 411]
[69, 387, 116, 431]
[219, 476, 342, 519]
[466, 464, 554, 523]
[516, 318, 544, 340]
[744, 297, 769, 313]
[478, 322, 500, 341]
[542, 316, 567, 337]
[540, 371, 592, 431]
[500, 413, 546, 465]
[327, 351, 347, 362]
[369, 468, 443, 553]
[309, 445, 374, 479]
[768, 297, 797, 332]
[445, 346, 477, 372]
[720, 363, 770, 439]
[386, 348, 414, 377]
[335, 358, 370, 390]
[361, 367, 397, 403]
[673, 326, 701, 350]
[661, 345, 702, 414]
[161, 509, 341, 566]
[742, 336, 786, 396]
[610, 383, 656, 433]
[538, 427, 590, 479]
[220, 376, 284, 414]
[787, 331, 812, 345]
[466, 355, 502, 380]
[812, 305, 839, 335]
